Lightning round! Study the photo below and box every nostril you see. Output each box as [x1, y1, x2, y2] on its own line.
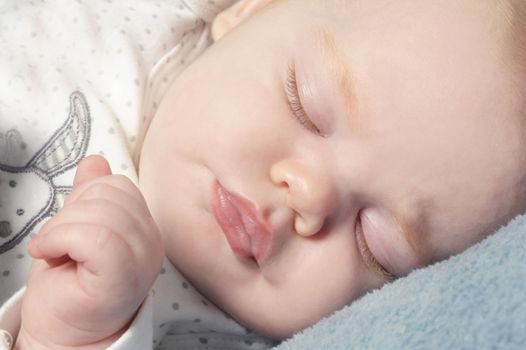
[277, 180, 289, 189]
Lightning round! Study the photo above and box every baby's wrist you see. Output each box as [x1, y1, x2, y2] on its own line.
[14, 325, 125, 350]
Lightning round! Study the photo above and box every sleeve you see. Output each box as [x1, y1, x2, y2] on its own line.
[0, 331, 13, 350]
[0, 288, 154, 350]
[0, 288, 24, 350]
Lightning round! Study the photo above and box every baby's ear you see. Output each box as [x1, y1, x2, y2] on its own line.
[211, 0, 274, 41]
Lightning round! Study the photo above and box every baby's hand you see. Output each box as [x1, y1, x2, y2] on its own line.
[16, 156, 164, 349]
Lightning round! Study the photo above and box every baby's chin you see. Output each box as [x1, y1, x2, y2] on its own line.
[244, 307, 335, 341]
[199, 286, 332, 340]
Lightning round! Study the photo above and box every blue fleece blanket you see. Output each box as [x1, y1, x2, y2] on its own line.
[275, 213, 526, 350]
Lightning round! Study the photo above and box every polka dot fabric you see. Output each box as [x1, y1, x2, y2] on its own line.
[0, 0, 207, 308]
[0, 0, 274, 349]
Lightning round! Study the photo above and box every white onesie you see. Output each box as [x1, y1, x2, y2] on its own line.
[0, 1, 276, 348]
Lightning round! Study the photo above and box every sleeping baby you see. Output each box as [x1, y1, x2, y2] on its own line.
[1, 0, 526, 348]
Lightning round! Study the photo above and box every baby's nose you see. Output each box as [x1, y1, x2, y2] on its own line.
[270, 159, 337, 237]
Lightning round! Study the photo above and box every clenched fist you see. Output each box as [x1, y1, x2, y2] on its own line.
[16, 155, 164, 350]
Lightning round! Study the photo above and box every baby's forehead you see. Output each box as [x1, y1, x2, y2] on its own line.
[318, 0, 515, 85]
[295, 0, 510, 39]
[288, 2, 523, 139]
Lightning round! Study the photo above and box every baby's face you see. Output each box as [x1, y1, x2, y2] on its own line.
[139, 0, 525, 338]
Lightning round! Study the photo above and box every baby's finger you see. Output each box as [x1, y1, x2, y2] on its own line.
[72, 182, 151, 218]
[64, 156, 113, 206]
[66, 174, 145, 208]
[39, 199, 154, 261]
[73, 155, 112, 188]
[28, 223, 131, 277]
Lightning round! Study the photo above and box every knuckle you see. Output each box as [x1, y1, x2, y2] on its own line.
[93, 225, 131, 258]
[110, 174, 130, 183]
[80, 182, 112, 199]
[82, 197, 115, 214]
[110, 174, 138, 192]
[93, 225, 113, 250]
[63, 198, 123, 224]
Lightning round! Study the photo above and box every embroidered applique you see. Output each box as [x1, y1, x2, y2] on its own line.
[0, 91, 92, 254]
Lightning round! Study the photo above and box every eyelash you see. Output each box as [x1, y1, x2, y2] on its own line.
[285, 64, 322, 135]
[355, 217, 396, 281]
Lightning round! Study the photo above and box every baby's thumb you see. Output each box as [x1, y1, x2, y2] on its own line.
[73, 155, 112, 188]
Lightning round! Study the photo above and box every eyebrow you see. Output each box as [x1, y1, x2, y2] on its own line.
[315, 28, 358, 120]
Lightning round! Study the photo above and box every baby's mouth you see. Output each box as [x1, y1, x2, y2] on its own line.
[210, 180, 272, 265]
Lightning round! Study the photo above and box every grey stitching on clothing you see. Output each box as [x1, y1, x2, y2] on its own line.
[0, 91, 92, 254]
